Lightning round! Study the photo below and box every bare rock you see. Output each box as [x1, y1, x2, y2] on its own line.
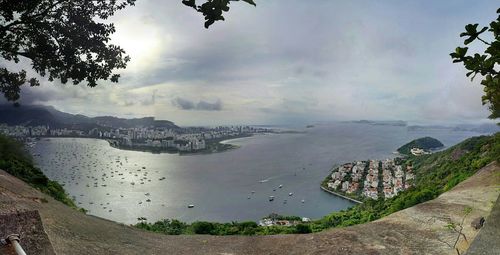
[471, 216, 485, 230]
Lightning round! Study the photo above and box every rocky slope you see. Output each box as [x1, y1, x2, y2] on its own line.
[0, 162, 499, 254]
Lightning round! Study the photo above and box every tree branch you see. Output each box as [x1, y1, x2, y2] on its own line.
[477, 36, 491, 46]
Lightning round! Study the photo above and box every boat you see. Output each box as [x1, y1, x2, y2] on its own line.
[269, 196, 274, 201]
[259, 179, 269, 183]
[288, 192, 293, 196]
[301, 199, 305, 203]
[188, 204, 195, 208]
[278, 184, 283, 188]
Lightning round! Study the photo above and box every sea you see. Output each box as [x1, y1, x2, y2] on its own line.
[29, 122, 490, 224]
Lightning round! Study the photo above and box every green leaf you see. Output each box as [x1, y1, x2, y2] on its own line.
[241, 0, 257, 6]
[182, 0, 197, 9]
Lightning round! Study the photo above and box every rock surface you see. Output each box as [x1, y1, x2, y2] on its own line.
[466, 194, 500, 255]
[470, 216, 485, 230]
[0, 162, 499, 255]
[0, 210, 55, 255]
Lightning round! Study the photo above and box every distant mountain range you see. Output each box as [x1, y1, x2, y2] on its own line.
[0, 104, 179, 130]
[350, 120, 408, 126]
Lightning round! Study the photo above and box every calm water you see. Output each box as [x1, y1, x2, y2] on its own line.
[31, 123, 486, 224]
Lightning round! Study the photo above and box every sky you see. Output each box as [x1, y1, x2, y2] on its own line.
[1, 0, 499, 126]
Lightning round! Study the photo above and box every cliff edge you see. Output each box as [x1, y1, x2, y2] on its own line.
[0, 162, 499, 255]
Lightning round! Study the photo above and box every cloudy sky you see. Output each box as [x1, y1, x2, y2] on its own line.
[2, 0, 498, 126]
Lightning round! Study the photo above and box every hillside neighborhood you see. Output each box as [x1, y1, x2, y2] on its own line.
[324, 159, 415, 200]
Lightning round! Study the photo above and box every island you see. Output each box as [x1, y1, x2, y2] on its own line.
[397, 136, 444, 156]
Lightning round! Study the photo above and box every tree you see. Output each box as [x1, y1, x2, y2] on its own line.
[0, 0, 255, 103]
[182, 0, 256, 28]
[451, 8, 500, 120]
[0, 0, 136, 102]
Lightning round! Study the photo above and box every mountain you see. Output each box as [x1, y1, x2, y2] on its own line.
[0, 104, 179, 130]
[397, 136, 444, 155]
[0, 105, 61, 127]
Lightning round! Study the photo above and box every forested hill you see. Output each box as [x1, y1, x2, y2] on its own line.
[397, 136, 444, 155]
[0, 104, 178, 130]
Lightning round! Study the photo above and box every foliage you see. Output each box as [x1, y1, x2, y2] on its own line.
[0, 134, 75, 207]
[397, 136, 444, 155]
[182, 0, 256, 28]
[135, 133, 499, 236]
[295, 223, 312, 234]
[265, 213, 302, 221]
[0, 0, 136, 102]
[135, 219, 263, 235]
[451, 8, 500, 119]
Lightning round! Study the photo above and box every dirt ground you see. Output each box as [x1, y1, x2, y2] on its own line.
[0, 162, 499, 255]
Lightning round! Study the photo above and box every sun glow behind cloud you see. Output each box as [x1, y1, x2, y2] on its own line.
[110, 17, 170, 72]
[3, 0, 498, 126]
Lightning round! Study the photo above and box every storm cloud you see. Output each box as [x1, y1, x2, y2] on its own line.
[172, 97, 222, 111]
[0, 0, 497, 125]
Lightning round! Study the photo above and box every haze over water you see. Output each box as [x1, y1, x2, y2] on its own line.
[31, 123, 486, 224]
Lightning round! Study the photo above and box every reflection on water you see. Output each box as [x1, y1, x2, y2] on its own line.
[31, 123, 485, 224]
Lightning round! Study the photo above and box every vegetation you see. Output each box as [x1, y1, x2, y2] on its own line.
[308, 134, 498, 232]
[0, 134, 75, 207]
[0, 0, 136, 102]
[135, 218, 305, 235]
[135, 133, 499, 235]
[397, 136, 444, 155]
[0, 0, 255, 103]
[451, 8, 500, 120]
[182, 0, 256, 28]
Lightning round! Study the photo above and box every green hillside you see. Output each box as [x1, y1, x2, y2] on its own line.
[0, 135, 75, 207]
[310, 134, 498, 232]
[136, 133, 499, 235]
[397, 136, 444, 155]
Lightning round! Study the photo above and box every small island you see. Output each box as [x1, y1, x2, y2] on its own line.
[397, 137, 444, 156]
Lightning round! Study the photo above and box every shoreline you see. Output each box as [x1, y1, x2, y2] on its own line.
[320, 186, 363, 204]
[106, 133, 254, 155]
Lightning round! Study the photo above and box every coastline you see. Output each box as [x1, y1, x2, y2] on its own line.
[320, 186, 363, 204]
[106, 133, 254, 155]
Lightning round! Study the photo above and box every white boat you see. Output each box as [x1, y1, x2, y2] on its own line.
[288, 192, 293, 196]
[269, 196, 275, 201]
[188, 204, 195, 208]
[278, 184, 283, 188]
